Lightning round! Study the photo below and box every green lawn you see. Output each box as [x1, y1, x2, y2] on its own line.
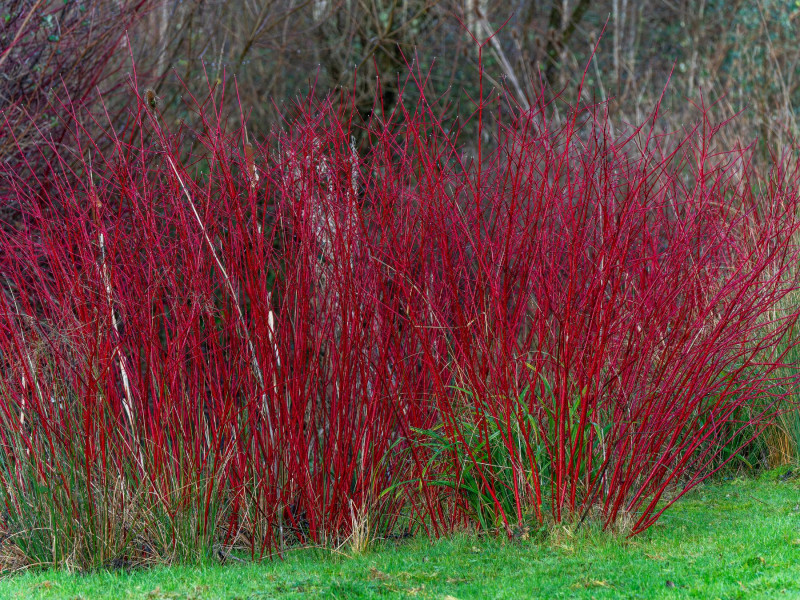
[1, 469, 799, 599]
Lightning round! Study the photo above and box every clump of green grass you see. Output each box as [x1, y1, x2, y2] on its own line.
[1, 469, 798, 599]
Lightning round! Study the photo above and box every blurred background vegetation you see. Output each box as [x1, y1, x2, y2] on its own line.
[3, 1, 800, 156]
[127, 0, 800, 152]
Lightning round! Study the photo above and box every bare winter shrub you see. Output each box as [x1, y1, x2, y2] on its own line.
[0, 63, 798, 568]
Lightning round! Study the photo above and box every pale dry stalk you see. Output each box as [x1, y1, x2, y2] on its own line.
[89, 166, 138, 463]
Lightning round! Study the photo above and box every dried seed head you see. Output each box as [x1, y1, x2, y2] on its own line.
[245, 142, 258, 185]
[143, 88, 159, 110]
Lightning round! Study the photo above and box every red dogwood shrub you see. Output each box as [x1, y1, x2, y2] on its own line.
[0, 64, 797, 567]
